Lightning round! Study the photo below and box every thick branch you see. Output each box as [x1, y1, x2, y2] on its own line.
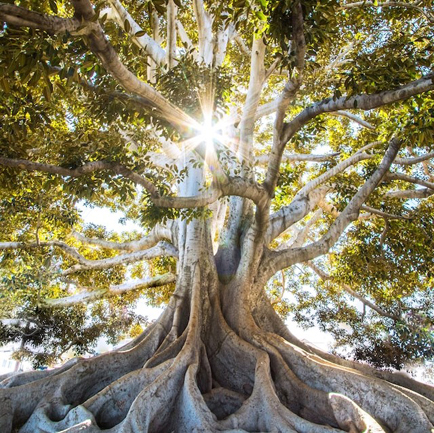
[256, 152, 340, 165]
[148, 8, 163, 82]
[214, 25, 232, 68]
[266, 186, 328, 243]
[61, 242, 178, 276]
[0, 1, 193, 129]
[264, 138, 401, 275]
[192, 0, 213, 65]
[291, 0, 306, 74]
[155, 177, 268, 209]
[238, 36, 266, 161]
[43, 273, 176, 308]
[0, 3, 92, 35]
[266, 150, 373, 242]
[0, 157, 160, 196]
[166, 0, 177, 69]
[281, 73, 434, 145]
[272, 0, 306, 140]
[254, 100, 279, 120]
[68, 0, 194, 129]
[0, 157, 267, 210]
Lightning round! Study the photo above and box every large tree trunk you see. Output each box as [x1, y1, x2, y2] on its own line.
[1, 219, 433, 433]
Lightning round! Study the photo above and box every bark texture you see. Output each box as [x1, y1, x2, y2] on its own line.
[1, 219, 433, 433]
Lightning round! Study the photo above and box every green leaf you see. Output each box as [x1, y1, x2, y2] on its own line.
[49, 0, 58, 14]
[43, 85, 51, 101]
[124, 19, 131, 33]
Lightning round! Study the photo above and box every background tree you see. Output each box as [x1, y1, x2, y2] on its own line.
[0, 0, 434, 432]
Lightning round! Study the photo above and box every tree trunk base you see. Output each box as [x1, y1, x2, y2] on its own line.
[1, 272, 433, 433]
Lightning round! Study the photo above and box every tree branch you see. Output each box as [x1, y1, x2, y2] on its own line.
[214, 25, 232, 68]
[67, 0, 195, 129]
[287, 209, 323, 249]
[263, 138, 401, 276]
[329, 111, 376, 130]
[281, 73, 434, 146]
[385, 172, 434, 190]
[43, 273, 176, 308]
[265, 150, 373, 242]
[256, 151, 340, 165]
[61, 242, 178, 276]
[306, 261, 399, 320]
[266, 186, 328, 243]
[0, 3, 93, 35]
[72, 221, 177, 252]
[394, 152, 434, 165]
[0, 156, 267, 209]
[254, 100, 279, 120]
[233, 32, 251, 56]
[0, 240, 88, 264]
[360, 205, 411, 220]
[272, 0, 306, 140]
[166, 0, 177, 69]
[0, 1, 194, 129]
[238, 36, 266, 161]
[192, 0, 213, 64]
[106, 0, 166, 66]
[176, 19, 195, 53]
[264, 55, 282, 82]
[0, 156, 160, 196]
[385, 188, 434, 199]
[296, 151, 373, 198]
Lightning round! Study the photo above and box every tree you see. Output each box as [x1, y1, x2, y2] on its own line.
[0, 0, 434, 431]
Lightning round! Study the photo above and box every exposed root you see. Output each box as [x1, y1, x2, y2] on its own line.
[328, 393, 385, 433]
[266, 331, 433, 432]
[220, 351, 344, 433]
[1, 271, 433, 433]
[203, 387, 246, 420]
[255, 296, 434, 403]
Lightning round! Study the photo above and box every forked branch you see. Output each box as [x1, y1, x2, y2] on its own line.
[263, 138, 401, 277]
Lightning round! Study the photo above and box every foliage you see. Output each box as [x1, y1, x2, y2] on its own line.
[0, 0, 433, 371]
